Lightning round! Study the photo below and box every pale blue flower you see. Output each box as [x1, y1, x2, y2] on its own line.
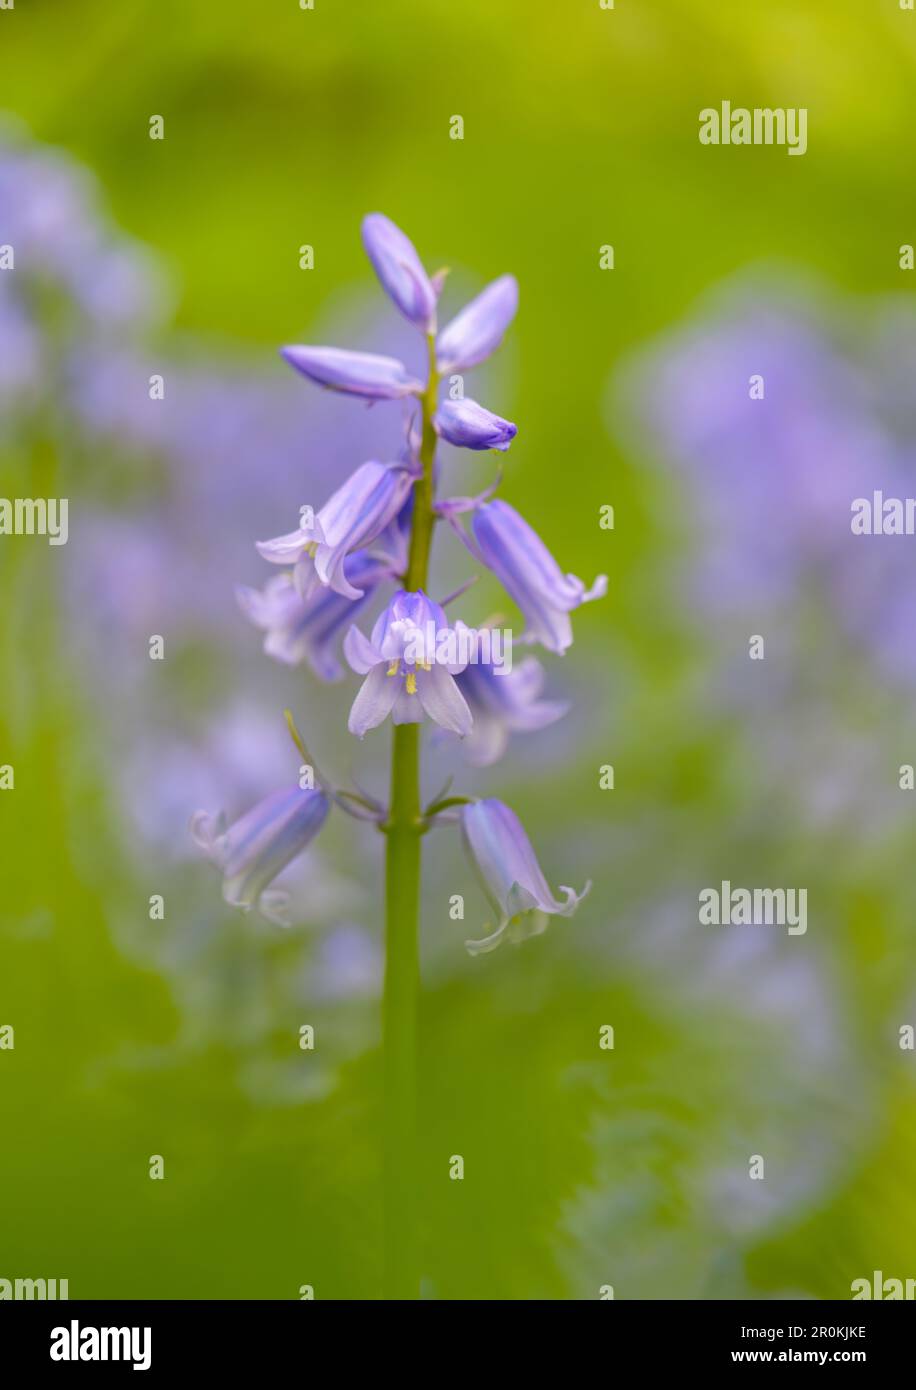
[455, 654, 568, 766]
[461, 798, 589, 954]
[191, 785, 330, 925]
[256, 461, 414, 600]
[344, 590, 472, 737]
[236, 550, 388, 679]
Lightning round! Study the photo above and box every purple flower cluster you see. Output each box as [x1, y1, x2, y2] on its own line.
[617, 275, 916, 684]
[197, 214, 606, 949]
[0, 126, 171, 435]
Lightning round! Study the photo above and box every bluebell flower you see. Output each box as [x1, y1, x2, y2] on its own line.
[472, 499, 607, 653]
[434, 397, 517, 452]
[361, 212, 439, 332]
[343, 589, 472, 737]
[281, 215, 517, 448]
[461, 798, 589, 954]
[191, 785, 330, 925]
[256, 461, 414, 600]
[455, 653, 569, 766]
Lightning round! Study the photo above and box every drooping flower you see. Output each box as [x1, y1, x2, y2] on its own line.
[343, 589, 472, 737]
[461, 798, 589, 954]
[436, 274, 518, 374]
[256, 461, 414, 600]
[280, 345, 423, 400]
[361, 212, 439, 332]
[455, 652, 569, 766]
[236, 550, 388, 679]
[434, 397, 517, 452]
[472, 499, 607, 653]
[191, 784, 330, 925]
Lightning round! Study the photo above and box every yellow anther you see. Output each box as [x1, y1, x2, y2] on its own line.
[405, 671, 418, 695]
[387, 660, 399, 677]
[417, 660, 432, 671]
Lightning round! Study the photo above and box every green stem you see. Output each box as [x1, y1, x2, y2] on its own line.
[382, 332, 438, 1299]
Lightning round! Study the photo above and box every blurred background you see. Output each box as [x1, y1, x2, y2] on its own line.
[2, 0, 916, 1300]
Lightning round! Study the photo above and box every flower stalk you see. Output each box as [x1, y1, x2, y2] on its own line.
[194, 212, 600, 1301]
[381, 331, 438, 1298]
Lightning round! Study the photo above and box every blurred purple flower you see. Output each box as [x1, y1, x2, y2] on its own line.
[617, 275, 916, 686]
[236, 550, 388, 679]
[455, 653, 568, 766]
[191, 784, 330, 925]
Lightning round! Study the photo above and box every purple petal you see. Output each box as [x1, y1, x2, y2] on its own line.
[461, 798, 588, 947]
[281, 345, 422, 399]
[391, 685, 425, 725]
[434, 397, 517, 452]
[437, 274, 518, 373]
[193, 786, 329, 915]
[416, 664, 473, 736]
[255, 527, 312, 565]
[238, 557, 384, 679]
[313, 462, 414, 598]
[361, 213, 438, 331]
[369, 588, 448, 660]
[456, 656, 568, 764]
[348, 664, 400, 737]
[344, 623, 383, 675]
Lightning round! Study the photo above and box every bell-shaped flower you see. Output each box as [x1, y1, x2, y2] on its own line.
[191, 785, 330, 925]
[343, 589, 472, 737]
[361, 212, 438, 332]
[236, 550, 387, 680]
[455, 651, 569, 766]
[461, 798, 589, 955]
[436, 274, 518, 373]
[434, 397, 517, 452]
[472, 499, 607, 653]
[280, 345, 423, 400]
[256, 461, 414, 601]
